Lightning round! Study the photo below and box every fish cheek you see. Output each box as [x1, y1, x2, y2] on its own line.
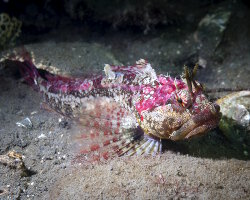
[162, 110, 192, 136]
[164, 112, 186, 130]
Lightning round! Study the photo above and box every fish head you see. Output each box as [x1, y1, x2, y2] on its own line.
[168, 87, 221, 140]
[138, 66, 221, 141]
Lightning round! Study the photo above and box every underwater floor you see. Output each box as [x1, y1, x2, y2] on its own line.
[0, 1, 250, 199]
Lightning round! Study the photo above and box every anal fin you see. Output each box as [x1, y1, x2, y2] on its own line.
[118, 134, 162, 157]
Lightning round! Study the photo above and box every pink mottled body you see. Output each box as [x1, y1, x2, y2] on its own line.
[6, 52, 221, 161]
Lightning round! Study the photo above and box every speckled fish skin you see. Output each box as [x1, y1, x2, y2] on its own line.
[13, 57, 221, 158]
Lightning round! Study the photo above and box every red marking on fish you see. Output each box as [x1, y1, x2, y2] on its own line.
[90, 144, 100, 152]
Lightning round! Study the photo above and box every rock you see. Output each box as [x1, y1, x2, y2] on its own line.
[195, 3, 232, 60]
[216, 91, 250, 149]
[217, 91, 250, 127]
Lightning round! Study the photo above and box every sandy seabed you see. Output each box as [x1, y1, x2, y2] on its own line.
[0, 41, 248, 200]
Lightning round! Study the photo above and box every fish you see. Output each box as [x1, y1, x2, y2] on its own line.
[4, 50, 221, 162]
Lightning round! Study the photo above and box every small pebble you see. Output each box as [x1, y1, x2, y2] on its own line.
[16, 117, 33, 129]
[38, 134, 47, 139]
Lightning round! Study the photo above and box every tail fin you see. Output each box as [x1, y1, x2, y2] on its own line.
[1, 47, 48, 90]
[17, 60, 40, 90]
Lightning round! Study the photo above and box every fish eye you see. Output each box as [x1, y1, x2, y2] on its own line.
[177, 98, 182, 104]
[175, 89, 193, 108]
[175, 94, 185, 107]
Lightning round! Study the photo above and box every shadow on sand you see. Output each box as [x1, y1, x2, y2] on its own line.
[162, 129, 250, 161]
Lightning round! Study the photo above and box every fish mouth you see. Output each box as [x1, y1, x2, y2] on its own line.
[170, 103, 221, 141]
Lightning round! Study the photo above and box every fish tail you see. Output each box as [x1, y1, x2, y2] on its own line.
[2, 47, 48, 90]
[17, 60, 41, 90]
